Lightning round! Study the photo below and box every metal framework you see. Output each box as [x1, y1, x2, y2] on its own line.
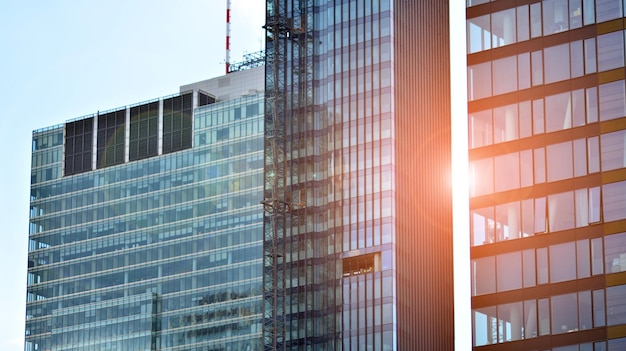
[262, 0, 314, 350]
[227, 51, 266, 73]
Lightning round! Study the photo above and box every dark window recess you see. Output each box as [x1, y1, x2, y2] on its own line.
[162, 92, 193, 154]
[129, 101, 158, 161]
[64, 117, 93, 176]
[96, 109, 126, 169]
[246, 103, 259, 117]
[198, 91, 216, 107]
[342, 253, 380, 277]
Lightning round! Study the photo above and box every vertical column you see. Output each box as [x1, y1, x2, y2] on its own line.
[92, 114, 98, 171]
[124, 107, 130, 163]
[158, 99, 164, 155]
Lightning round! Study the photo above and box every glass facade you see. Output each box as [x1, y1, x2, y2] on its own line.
[265, 0, 454, 350]
[25, 90, 265, 350]
[263, 0, 397, 349]
[467, 0, 626, 348]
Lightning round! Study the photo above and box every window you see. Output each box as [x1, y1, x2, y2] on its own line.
[598, 31, 625, 72]
[601, 130, 626, 171]
[603, 181, 626, 222]
[550, 242, 577, 282]
[599, 80, 626, 121]
[547, 141, 573, 181]
[551, 293, 578, 334]
[605, 232, 626, 274]
[472, 256, 496, 295]
[548, 191, 575, 231]
[497, 252, 522, 291]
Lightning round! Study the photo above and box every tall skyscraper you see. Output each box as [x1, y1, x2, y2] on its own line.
[467, 0, 626, 349]
[262, 0, 453, 350]
[25, 68, 267, 351]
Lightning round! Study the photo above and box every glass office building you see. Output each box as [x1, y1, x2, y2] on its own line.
[467, 0, 626, 349]
[25, 68, 266, 351]
[264, 0, 453, 349]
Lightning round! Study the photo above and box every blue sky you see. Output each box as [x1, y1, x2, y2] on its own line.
[0, 1, 265, 349]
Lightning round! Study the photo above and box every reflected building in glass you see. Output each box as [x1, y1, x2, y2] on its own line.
[25, 67, 266, 350]
[467, 0, 626, 349]
[263, 0, 454, 350]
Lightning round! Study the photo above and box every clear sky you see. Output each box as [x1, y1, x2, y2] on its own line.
[0, 1, 265, 349]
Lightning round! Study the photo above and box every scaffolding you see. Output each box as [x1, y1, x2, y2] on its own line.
[227, 51, 266, 73]
[262, 0, 314, 350]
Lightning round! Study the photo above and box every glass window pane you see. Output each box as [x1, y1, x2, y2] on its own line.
[597, 31, 625, 72]
[579, 291, 593, 330]
[572, 88, 585, 126]
[472, 207, 495, 246]
[590, 186, 601, 223]
[599, 80, 626, 121]
[470, 158, 494, 197]
[608, 337, 626, 350]
[544, 0, 570, 34]
[532, 51, 544, 86]
[517, 6, 530, 42]
[545, 44, 571, 84]
[520, 149, 533, 187]
[492, 8, 516, 48]
[585, 38, 597, 74]
[498, 301, 523, 341]
[583, 0, 596, 24]
[578, 239, 591, 278]
[533, 99, 545, 134]
[474, 306, 497, 346]
[468, 62, 492, 101]
[524, 299, 538, 338]
[473, 256, 496, 295]
[523, 248, 536, 287]
[538, 298, 551, 335]
[521, 200, 535, 238]
[570, 41, 584, 79]
[535, 197, 547, 233]
[607, 285, 626, 326]
[593, 289, 606, 327]
[576, 188, 589, 227]
[468, 15, 492, 53]
[531, 2, 543, 37]
[592, 237, 605, 275]
[519, 100, 532, 138]
[552, 293, 578, 334]
[548, 191, 575, 232]
[518, 53, 531, 90]
[537, 247, 549, 284]
[496, 202, 521, 241]
[600, 130, 626, 171]
[545, 92, 572, 132]
[570, 0, 583, 28]
[596, 0, 623, 22]
[574, 138, 587, 177]
[469, 109, 493, 149]
[493, 104, 519, 143]
[547, 141, 573, 182]
[588, 136, 600, 173]
[605, 232, 626, 274]
[495, 153, 520, 192]
[550, 242, 577, 283]
[497, 251, 522, 291]
[534, 147, 546, 183]
[603, 180, 626, 222]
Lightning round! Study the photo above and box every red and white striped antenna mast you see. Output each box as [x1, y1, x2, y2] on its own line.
[225, 0, 231, 74]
